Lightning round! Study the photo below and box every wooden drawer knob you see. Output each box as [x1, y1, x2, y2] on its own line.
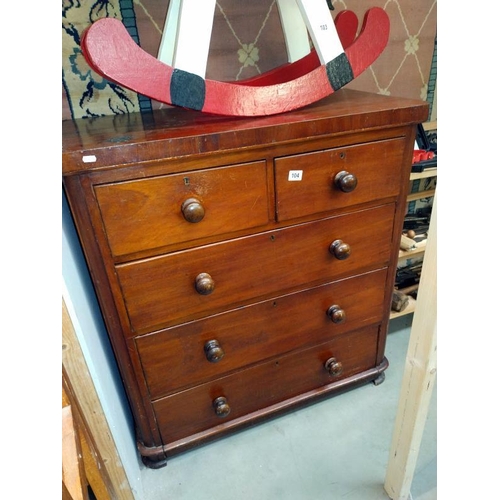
[204, 340, 225, 363]
[195, 273, 215, 295]
[327, 305, 346, 324]
[213, 396, 231, 418]
[329, 239, 351, 260]
[334, 171, 358, 193]
[325, 357, 343, 377]
[181, 197, 205, 223]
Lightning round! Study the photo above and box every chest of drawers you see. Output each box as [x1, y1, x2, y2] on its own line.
[62, 89, 428, 468]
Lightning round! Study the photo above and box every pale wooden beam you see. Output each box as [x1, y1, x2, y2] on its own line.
[62, 298, 135, 500]
[384, 190, 437, 499]
[294, 0, 343, 64]
[62, 404, 86, 500]
[157, 0, 181, 66]
[276, 0, 311, 62]
[159, 0, 217, 78]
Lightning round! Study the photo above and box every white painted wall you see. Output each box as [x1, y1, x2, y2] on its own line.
[62, 191, 145, 499]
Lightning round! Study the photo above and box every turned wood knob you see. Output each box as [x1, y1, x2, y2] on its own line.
[204, 340, 225, 363]
[194, 273, 215, 295]
[334, 171, 358, 193]
[195, 273, 215, 295]
[327, 305, 346, 324]
[213, 396, 231, 418]
[181, 198, 205, 223]
[329, 239, 351, 260]
[325, 357, 343, 377]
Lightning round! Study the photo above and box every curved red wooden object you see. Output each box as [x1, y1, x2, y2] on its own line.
[81, 8, 389, 116]
[233, 10, 359, 87]
[335, 10, 359, 50]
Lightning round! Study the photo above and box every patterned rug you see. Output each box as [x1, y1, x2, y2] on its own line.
[62, 0, 436, 120]
[62, 0, 151, 119]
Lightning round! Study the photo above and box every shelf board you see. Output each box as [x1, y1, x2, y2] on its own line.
[390, 296, 417, 319]
[407, 189, 435, 202]
[410, 168, 437, 181]
[422, 120, 437, 131]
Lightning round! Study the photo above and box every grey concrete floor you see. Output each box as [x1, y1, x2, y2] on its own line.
[137, 315, 437, 500]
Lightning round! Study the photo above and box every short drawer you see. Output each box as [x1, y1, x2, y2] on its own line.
[137, 268, 387, 399]
[274, 138, 406, 221]
[152, 325, 379, 445]
[94, 161, 269, 258]
[117, 204, 395, 334]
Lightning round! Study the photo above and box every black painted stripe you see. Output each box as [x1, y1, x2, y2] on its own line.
[170, 69, 206, 111]
[326, 53, 354, 91]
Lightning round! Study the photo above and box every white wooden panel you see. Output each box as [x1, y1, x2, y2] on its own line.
[276, 0, 311, 62]
[171, 0, 217, 77]
[295, 0, 343, 64]
[157, 0, 181, 66]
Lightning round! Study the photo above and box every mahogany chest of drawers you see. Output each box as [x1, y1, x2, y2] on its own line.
[62, 89, 428, 468]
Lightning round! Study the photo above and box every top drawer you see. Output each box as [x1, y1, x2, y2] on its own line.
[94, 161, 269, 258]
[274, 138, 406, 221]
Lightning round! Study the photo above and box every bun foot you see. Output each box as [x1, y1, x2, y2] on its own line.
[373, 372, 385, 386]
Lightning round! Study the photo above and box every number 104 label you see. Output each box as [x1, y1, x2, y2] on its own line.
[288, 170, 303, 181]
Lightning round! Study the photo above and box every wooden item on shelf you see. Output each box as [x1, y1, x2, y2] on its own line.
[400, 234, 416, 251]
[391, 156, 436, 320]
[62, 89, 428, 468]
[392, 289, 410, 313]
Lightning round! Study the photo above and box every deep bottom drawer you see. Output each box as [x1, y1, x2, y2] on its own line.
[153, 325, 379, 445]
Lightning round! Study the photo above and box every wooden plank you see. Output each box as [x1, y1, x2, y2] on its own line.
[80, 427, 112, 500]
[63, 372, 113, 500]
[62, 404, 87, 500]
[406, 189, 435, 202]
[171, 0, 217, 77]
[63, 481, 75, 500]
[384, 190, 437, 499]
[409, 168, 437, 181]
[422, 120, 437, 131]
[295, 0, 343, 64]
[62, 298, 135, 500]
[276, 0, 311, 62]
[157, 0, 181, 66]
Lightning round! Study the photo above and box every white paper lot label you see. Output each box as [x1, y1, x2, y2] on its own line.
[288, 170, 303, 181]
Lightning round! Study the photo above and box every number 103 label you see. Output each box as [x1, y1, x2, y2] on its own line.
[288, 170, 303, 181]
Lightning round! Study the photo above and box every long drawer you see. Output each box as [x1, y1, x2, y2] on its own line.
[117, 204, 395, 335]
[275, 137, 405, 221]
[137, 268, 387, 399]
[94, 161, 269, 258]
[152, 325, 379, 445]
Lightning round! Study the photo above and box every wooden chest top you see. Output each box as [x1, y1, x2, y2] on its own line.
[62, 89, 428, 175]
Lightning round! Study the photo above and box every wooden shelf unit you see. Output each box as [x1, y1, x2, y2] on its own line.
[390, 134, 436, 321]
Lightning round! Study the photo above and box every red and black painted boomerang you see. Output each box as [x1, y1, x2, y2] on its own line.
[81, 7, 389, 116]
